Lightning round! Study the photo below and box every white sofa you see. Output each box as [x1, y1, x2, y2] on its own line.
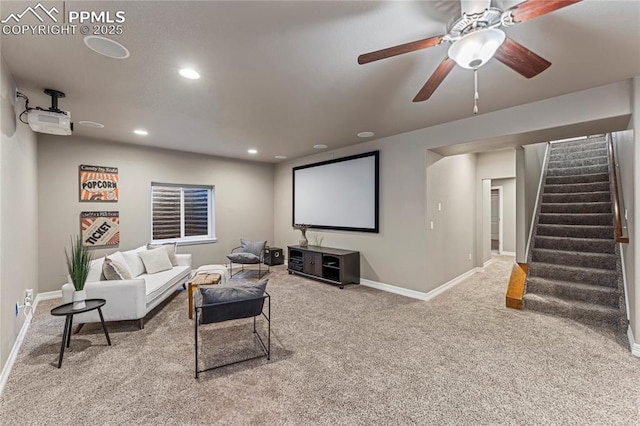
[61, 248, 191, 329]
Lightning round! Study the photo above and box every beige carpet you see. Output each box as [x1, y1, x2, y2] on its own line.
[1, 256, 638, 425]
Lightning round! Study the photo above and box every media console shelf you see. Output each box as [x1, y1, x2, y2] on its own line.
[287, 245, 360, 289]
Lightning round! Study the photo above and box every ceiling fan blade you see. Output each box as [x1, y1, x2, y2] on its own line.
[413, 57, 455, 102]
[494, 38, 551, 78]
[358, 35, 445, 65]
[507, 0, 582, 24]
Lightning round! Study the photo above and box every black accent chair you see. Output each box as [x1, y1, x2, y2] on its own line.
[194, 289, 270, 379]
[227, 239, 270, 279]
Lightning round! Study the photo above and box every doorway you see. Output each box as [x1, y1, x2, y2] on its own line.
[490, 187, 503, 254]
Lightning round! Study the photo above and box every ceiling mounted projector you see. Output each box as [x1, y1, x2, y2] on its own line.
[25, 89, 73, 136]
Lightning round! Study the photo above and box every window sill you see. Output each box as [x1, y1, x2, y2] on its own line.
[151, 238, 218, 247]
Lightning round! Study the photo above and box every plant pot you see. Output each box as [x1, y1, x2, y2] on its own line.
[73, 289, 87, 310]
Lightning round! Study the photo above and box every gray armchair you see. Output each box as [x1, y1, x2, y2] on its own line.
[194, 280, 270, 378]
[227, 239, 270, 279]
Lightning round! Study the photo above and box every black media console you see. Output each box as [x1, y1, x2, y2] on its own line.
[287, 245, 360, 289]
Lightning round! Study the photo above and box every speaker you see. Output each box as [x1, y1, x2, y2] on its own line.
[264, 247, 284, 266]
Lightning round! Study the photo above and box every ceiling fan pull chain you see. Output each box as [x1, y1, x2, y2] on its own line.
[473, 68, 479, 115]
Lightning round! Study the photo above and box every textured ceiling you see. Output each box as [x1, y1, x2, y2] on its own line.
[1, 1, 639, 162]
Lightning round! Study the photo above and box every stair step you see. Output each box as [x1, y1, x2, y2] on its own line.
[533, 235, 615, 254]
[535, 224, 613, 240]
[539, 202, 611, 214]
[528, 262, 618, 287]
[546, 164, 608, 177]
[526, 277, 620, 307]
[545, 172, 609, 185]
[538, 213, 612, 226]
[531, 248, 617, 270]
[547, 156, 608, 169]
[548, 148, 607, 162]
[542, 191, 610, 204]
[523, 293, 622, 327]
[550, 139, 606, 150]
[543, 181, 610, 194]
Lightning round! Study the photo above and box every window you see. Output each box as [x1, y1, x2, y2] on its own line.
[151, 183, 215, 244]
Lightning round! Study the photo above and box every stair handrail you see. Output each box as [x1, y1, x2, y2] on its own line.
[607, 133, 629, 243]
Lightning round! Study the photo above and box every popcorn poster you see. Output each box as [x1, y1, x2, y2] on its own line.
[81, 211, 120, 247]
[79, 165, 118, 201]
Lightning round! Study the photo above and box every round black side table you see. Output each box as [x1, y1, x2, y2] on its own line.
[50, 299, 111, 368]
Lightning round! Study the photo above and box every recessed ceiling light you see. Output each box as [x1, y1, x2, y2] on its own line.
[83, 36, 130, 59]
[134, 129, 148, 136]
[248, 149, 258, 154]
[78, 121, 104, 129]
[357, 131, 375, 138]
[275, 155, 287, 160]
[313, 144, 328, 149]
[179, 68, 200, 79]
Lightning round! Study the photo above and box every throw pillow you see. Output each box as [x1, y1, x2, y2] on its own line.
[102, 257, 133, 280]
[138, 246, 173, 274]
[122, 249, 146, 277]
[227, 252, 260, 264]
[240, 239, 266, 257]
[107, 251, 134, 277]
[147, 242, 178, 266]
[198, 280, 268, 322]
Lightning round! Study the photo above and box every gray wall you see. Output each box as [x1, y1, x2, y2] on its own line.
[37, 135, 274, 293]
[523, 142, 548, 249]
[616, 129, 635, 343]
[426, 152, 477, 289]
[0, 56, 38, 368]
[274, 81, 633, 293]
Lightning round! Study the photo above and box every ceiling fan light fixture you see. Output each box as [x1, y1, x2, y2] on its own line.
[447, 28, 506, 69]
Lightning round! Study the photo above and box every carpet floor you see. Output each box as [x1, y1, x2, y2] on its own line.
[1, 256, 638, 425]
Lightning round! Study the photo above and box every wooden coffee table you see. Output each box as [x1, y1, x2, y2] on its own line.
[188, 272, 222, 319]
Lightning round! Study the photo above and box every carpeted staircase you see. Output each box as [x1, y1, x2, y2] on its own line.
[524, 135, 626, 329]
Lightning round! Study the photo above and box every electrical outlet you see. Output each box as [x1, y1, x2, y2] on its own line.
[468, 253, 472, 261]
[25, 289, 34, 305]
[430, 221, 434, 230]
[438, 203, 442, 211]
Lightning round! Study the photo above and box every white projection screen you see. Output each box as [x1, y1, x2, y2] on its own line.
[293, 151, 379, 233]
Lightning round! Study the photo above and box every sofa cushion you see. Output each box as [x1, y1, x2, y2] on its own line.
[144, 265, 190, 302]
[227, 252, 260, 264]
[147, 242, 178, 266]
[103, 257, 132, 280]
[138, 246, 173, 274]
[198, 280, 268, 323]
[122, 249, 146, 277]
[240, 239, 266, 257]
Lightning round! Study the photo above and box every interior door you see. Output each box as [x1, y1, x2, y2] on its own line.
[491, 189, 499, 241]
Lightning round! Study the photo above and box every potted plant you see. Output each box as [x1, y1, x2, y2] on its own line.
[65, 235, 93, 309]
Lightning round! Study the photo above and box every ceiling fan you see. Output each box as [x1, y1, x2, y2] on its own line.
[358, 0, 582, 113]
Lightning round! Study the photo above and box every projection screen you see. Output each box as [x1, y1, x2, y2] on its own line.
[292, 151, 379, 233]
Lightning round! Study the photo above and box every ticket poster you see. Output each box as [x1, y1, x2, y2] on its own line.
[79, 165, 118, 202]
[81, 211, 120, 247]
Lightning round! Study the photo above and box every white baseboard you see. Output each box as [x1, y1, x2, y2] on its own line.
[0, 310, 32, 396]
[361, 266, 483, 302]
[500, 251, 516, 257]
[0, 290, 60, 396]
[628, 326, 640, 358]
[484, 257, 496, 268]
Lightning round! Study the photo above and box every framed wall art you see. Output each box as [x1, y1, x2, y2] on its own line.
[81, 211, 120, 247]
[79, 165, 119, 202]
